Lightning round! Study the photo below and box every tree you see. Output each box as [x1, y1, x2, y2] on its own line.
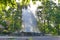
[0, 0, 32, 34]
[37, 0, 60, 35]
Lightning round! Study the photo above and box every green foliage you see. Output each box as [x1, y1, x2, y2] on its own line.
[37, 0, 60, 35]
[0, 0, 60, 36]
[0, 0, 31, 34]
[0, 0, 22, 34]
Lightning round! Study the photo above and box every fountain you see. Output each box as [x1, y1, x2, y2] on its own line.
[21, 1, 42, 36]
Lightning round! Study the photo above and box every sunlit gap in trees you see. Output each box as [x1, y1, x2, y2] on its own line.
[6, 6, 10, 11]
[16, 0, 22, 3]
[29, 0, 42, 19]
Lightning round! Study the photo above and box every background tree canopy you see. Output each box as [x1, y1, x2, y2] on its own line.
[37, 0, 60, 35]
[0, 0, 31, 34]
[0, 0, 60, 36]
